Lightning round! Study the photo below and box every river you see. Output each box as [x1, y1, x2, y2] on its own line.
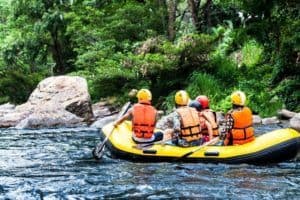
[0, 125, 299, 199]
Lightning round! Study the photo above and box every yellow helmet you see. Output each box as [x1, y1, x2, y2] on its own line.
[175, 90, 189, 106]
[231, 90, 246, 106]
[136, 89, 152, 102]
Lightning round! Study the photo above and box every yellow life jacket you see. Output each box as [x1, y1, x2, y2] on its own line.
[132, 102, 157, 139]
[176, 107, 202, 142]
[230, 106, 255, 145]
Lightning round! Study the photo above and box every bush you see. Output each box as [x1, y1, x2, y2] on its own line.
[241, 40, 263, 68]
[0, 70, 45, 104]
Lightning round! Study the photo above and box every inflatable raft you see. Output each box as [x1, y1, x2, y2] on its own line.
[100, 121, 300, 164]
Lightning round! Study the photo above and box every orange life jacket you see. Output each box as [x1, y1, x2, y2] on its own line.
[132, 101, 157, 139]
[199, 109, 219, 137]
[176, 107, 202, 142]
[230, 106, 255, 145]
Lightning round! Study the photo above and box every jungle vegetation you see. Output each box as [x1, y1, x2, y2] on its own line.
[0, 0, 299, 116]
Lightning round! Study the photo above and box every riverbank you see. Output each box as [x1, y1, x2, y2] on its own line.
[0, 75, 299, 132]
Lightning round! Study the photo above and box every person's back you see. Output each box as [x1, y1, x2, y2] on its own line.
[196, 95, 219, 138]
[132, 101, 157, 140]
[114, 89, 163, 144]
[176, 106, 202, 143]
[170, 90, 202, 147]
[223, 91, 255, 145]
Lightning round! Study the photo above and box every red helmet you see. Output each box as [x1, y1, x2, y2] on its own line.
[196, 95, 209, 109]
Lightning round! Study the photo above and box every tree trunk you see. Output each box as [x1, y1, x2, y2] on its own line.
[50, 28, 65, 74]
[167, 0, 177, 41]
[204, 0, 212, 30]
[188, 0, 201, 31]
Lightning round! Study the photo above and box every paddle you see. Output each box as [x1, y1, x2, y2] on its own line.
[92, 102, 131, 160]
[180, 137, 219, 159]
[132, 138, 173, 150]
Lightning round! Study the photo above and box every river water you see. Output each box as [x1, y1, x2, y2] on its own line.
[0, 125, 299, 199]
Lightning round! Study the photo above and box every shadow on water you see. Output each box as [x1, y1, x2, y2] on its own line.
[0, 124, 299, 199]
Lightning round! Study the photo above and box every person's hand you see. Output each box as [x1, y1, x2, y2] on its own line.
[113, 122, 118, 127]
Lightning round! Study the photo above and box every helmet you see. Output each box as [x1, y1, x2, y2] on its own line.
[231, 90, 246, 106]
[189, 100, 202, 111]
[136, 89, 152, 102]
[175, 90, 189, 106]
[196, 95, 209, 109]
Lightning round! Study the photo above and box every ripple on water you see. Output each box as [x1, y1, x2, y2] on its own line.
[0, 126, 300, 199]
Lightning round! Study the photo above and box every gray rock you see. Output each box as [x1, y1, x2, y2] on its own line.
[90, 102, 132, 129]
[156, 113, 174, 130]
[0, 103, 15, 118]
[0, 103, 15, 111]
[216, 112, 225, 124]
[290, 113, 300, 132]
[277, 109, 296, 119]
[16, 110, 84, 129]
[253, 115, 262, 124]
[0, 76, 93, 128]
[90, 114, 118, 129]
[262, 116, 280, 125]
[92, 102, 116, 119]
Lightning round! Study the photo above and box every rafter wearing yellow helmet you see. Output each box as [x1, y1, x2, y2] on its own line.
[175, 90, 189, 106]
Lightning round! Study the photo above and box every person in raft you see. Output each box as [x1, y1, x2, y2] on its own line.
[188, 100, 213, 143]
[113, 89, 164, 144]
[222, 90, 255, 146]
[166, 90, 202, 147]
[196, 95, 219, 140]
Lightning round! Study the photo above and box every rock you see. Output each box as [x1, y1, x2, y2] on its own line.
[0, 103, 15, 117]
[290, 113, 300, 132]
[92, 102, 117, 120]
[0, 103, 15, 111]
[0, 76, 93, 128]
[277, 109, 296, 119]
[90, 102, 132, 129]
[0, 111, 30, 128]
[156, 113, 174, 130]
[262, 116, 280, 125]
[216, 112, 225, 124]
[253, 115, 262, 124]
[16, 110, 84, 129]
[90, 114, 118, 129]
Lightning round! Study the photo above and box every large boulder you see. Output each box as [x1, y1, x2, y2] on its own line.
[156, 112, 175, 130]
[277, 109, 296, 119]
[0, 103, 15, 118]
[290, 113, 300, 132]
[262, 116, 280, 125]
[0, 76, 93, 128]
[253, 115, 262, 124]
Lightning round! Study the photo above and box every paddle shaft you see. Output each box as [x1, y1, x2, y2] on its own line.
[132, 138, 172, 149]
[180, 137, 219, 159]
[96, 126, 114, 155]
[93, 102, 131, 159]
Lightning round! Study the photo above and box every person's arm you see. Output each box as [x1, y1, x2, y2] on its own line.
[222, 114, 234, 145]
[113, 109, 132, 127]
[205, 121, 213, 140]
[173, 112, 181, 138]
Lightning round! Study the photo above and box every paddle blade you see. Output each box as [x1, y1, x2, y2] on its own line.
[92, 142, 106, 160]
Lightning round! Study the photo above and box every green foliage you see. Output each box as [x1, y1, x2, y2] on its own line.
[0, 0, 298, 117]
[186, 72, 229, 111]
[241, 40, 263, 68]
[273, 78, 300, 112]
[0, 70, 45, 104]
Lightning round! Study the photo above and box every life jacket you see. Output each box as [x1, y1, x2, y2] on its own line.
[230, 106, 255, 145]
[132, 101, 157, 139]
[176, 107, 202, 142]
[199, 109, 219, 137]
